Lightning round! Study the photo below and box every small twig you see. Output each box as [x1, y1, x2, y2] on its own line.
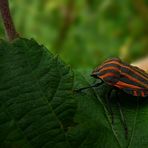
[53, 0, 75, 52]
[0, 0, 19, 41]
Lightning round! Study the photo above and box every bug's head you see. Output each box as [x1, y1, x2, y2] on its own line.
[91, 64, 104, 79]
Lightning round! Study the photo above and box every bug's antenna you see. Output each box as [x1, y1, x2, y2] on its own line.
[74, 81, 103, 92]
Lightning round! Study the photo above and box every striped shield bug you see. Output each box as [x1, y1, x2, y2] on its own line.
[76, 58, 148, 97]
[75, 58, 148, 139]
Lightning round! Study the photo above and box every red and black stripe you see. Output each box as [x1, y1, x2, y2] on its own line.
[92, 58, 148, 97]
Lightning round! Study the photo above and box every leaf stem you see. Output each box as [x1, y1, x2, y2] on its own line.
[0, 0, 19, 41]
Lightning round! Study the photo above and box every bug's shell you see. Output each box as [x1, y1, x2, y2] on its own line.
[91, 58, 148, 97]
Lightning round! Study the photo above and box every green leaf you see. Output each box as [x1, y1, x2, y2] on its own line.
[0, 38, 76, 148]
[0, 38, 148, 148]
[68, 72, 148, 148]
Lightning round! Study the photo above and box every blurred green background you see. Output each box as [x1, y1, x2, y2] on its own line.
[0, 0, 148, 69]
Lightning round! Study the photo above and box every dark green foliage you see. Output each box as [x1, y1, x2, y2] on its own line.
[0, 38, 76, 147]
[0, 38, 148, 147]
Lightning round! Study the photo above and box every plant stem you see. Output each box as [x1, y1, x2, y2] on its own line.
[0, 0, 18, 41]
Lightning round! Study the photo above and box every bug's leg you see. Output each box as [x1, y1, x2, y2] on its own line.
[116, 91, 128, 139]
[106, 88, 114, 124]
[74, 81, 103, 92]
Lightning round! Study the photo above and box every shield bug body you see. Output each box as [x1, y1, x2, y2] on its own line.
[91, 58, 148, 97]
[76, 58, 148, 96]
